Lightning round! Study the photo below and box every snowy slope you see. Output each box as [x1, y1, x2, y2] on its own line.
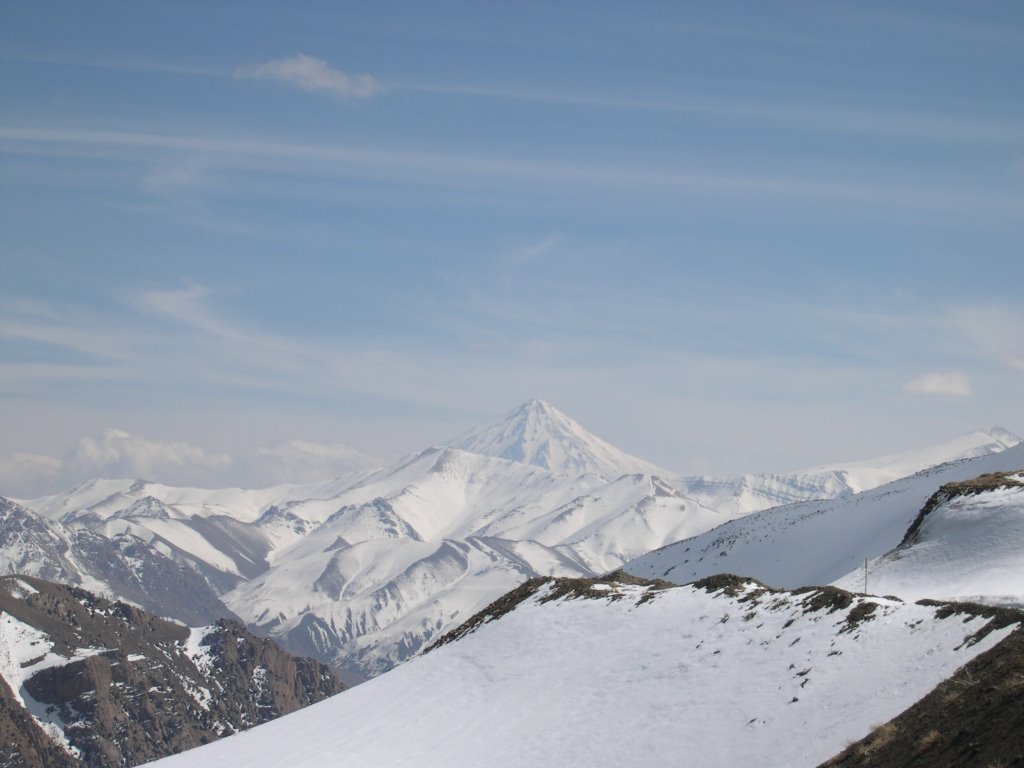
[222, 447, 719, 677]
[677, 426, 1020, 518]
[625, 443, 1024, 594]
[447, 399, 670, 478]
[148, 576, 1021, 768]
[831, 474, 1024, 607]
[803, 426, 1019, 492]
[21, 473, 377, 525]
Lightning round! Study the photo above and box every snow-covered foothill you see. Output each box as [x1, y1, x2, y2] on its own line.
[832, 473, 1024, 606]
[624, 443, 1024, 595]
[676, 425, 1020, 519]
[147, 577, 1021, 768]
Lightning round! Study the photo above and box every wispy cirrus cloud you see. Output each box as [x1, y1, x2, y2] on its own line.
[4, 127, 1023, 217]
[236, 54, 382, 100]
[904, 371, 973, 397]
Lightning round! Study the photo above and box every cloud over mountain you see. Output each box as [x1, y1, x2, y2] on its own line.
[0, 429, 380, 498]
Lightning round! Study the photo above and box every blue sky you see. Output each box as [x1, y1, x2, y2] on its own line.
[2, 1, 1023, 495]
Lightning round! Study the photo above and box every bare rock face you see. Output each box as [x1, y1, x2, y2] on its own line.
[0, 575, 345, 768]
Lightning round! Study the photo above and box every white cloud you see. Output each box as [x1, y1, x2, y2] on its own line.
[69, 428, 231, 481]
[1, 430, 233, 498]
[1011, 356, 1024, 371]
[0, 429, 384, 497]
[237, 54, 382, 99]
[904, 371, 973, 397]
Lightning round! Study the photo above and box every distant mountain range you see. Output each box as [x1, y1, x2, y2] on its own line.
[2, 400, 1019, 681]
[4, 401, 1024, 766]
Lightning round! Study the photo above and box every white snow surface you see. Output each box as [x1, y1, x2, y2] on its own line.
[625, 443, 1024, 597]
[148, 580, 1019, 768]
[832, 478, 1024, 606]
[676, 425, 1020, 519]
[223, 446, 723, 675]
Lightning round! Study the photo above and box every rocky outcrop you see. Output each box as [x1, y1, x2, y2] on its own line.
[0, 575, 345, 768]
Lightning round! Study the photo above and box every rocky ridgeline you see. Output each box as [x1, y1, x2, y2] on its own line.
[0, 575, 344, 768]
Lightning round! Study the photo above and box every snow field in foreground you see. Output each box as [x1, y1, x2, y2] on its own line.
[149, 581, 1016, 768]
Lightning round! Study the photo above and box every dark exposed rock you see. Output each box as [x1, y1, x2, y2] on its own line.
[690, 573, 777, 599]
[793, 585, 857, 613]
[0, 575, 344, 768]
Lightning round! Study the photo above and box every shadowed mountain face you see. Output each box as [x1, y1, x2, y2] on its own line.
[0, 575, 344, 768]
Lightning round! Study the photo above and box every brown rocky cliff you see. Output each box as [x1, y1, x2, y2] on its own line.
[1, 575, 345, 768]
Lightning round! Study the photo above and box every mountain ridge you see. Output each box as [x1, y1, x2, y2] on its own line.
[3, 403, 1020, 680]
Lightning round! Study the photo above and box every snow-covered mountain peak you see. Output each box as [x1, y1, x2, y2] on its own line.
[447, 400, 670, 480]
[987, 425, 1022, 448]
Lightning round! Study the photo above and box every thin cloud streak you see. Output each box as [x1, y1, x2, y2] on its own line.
[0, 52, 229, 78]
[5, 51, 1020, 144]
[393, 82, 1024, 144]
[3, 127, 1022, 215]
